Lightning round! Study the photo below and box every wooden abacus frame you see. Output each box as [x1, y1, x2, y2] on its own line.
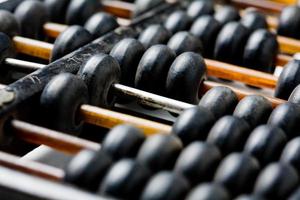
[0, 1, 179, 152]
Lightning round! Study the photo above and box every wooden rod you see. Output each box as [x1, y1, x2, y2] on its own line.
[102, 0, 135, 18]
[43, 23, 68, 38]
[11, 120, 100, 155]
[80, 104, 172, 135]
[266, 15, 278, 29]
[231, 0, 286, 13]
[205, 59, 278, 88]
[276, 54, 292, 66]
[277, 36, 300, 55]
[202, 81, 286, 108]
[13, 36, 53, 60]
[271, 0, 296, 4]
[0, 151, 63, 181]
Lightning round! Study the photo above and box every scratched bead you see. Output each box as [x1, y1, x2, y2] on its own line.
[166, 52, 206, 104]
[77, 53, 120, 108]
[40, 73, 88, 135]
[51, 25, 92, 61]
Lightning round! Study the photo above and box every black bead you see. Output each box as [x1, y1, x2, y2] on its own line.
[14, 0, 48, 40]
[138, 24, 171, 49]
[77, 53, 120, 108]
[51, 25, 92, 61]
[102, 125, 145, 160]
[44, 0, 70, 23]
[133, 0, 163, 16]
[234, 195, 266, 200]
[214, 6, 240, 26]
[172, 106, 215, 145]
[64, 149, 112, 191]
[186, 183, 230, 200]
[233, 95, 272, 128]
[135, 45, 176, 95]
[0, 32, 14, 65]
[165, 52, 206, 104]
[110, 38, 145, 87]
[214, 153, 260, 197]
[137, 134, 183, 173]
[164, 10, 192, 34]
[275, 59, 300, 100]
[254, 163, 299, 199]
[207, 116, 250, 155]
[65, 0, 100, 25]
[40, 73, 88, 135]
[268, 102, 300, 138]
[280, 137, 300, 174]
[84, 12, 118, 39]
[199, 86, 238, 119]
[140, 171, 190, 200]
[99, 159, 151, 199]
[0, 10, 19, 37]
[214, 22, 249, 65]
[190, 15, 221, 57]
[278, 6, 300, 39]
[289, 85, 300, 104]
[244, 125, 287, 166]
[174, 142, 221, 185]
[186, 1, 214, 20]
[288, 187, 300, 200]
[240, 9, 268, 33]
[167, 31, 203, 56]
[243, 29, 278, 73]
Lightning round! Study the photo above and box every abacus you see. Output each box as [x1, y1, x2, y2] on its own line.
[1, 0, 300, 199]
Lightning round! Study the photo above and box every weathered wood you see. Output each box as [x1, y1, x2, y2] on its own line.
[80, 105, 172, 135]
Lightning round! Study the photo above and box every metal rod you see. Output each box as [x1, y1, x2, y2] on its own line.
[4, 58, 46, 71]
[112, 83, 194, 114]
